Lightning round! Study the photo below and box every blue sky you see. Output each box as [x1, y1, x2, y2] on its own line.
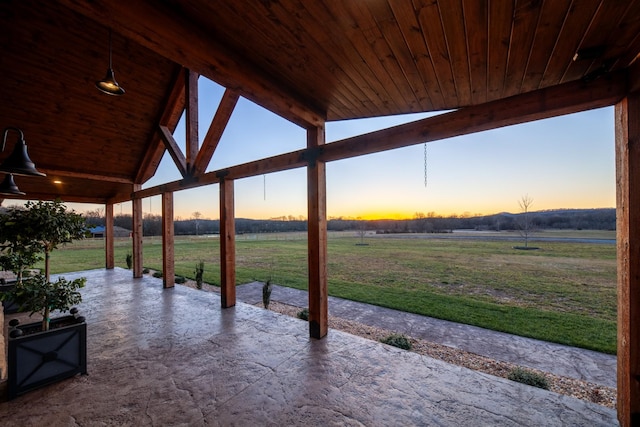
[86, 77, 616, 220]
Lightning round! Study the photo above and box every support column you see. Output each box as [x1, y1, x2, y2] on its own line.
[220, 178, 236, 308]
[105, 203, 114, 269]
[162, 192, 175, 288]
[616, 91, 640, 427]
[307, 125, 328, 339]
[132, 197, 143, 278]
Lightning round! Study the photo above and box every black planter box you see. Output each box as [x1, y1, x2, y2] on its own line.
[0, 280, 19, 314]
[7, 315, 87, 400]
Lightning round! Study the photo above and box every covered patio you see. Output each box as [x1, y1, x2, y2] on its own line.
[1, 1, 640, 424]
[0, 269, 617, 425]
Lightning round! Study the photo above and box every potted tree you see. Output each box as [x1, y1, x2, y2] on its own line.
[0, 200, 88, 399]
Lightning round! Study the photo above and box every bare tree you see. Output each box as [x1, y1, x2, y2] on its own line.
[356, 217, 368, 244]
[193, 211, 202, 235]
[517, 195, 535, 248]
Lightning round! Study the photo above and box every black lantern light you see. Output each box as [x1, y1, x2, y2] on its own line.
[96, 29, 125, 96]
[0, 127, 46, 196]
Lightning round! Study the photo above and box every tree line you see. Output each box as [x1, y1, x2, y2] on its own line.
[79, 208, 615, 237]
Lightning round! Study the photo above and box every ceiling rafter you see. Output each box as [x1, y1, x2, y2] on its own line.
[185, 70, 199, 175]
[193, 89, 240, 176]
[136, 67, 187, 184]
[58, 0, 325, 128]
[159, 125, 188, 178]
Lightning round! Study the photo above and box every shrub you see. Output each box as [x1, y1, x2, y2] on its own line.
[507, 367, 549, 390]
[142, 267, 150, 274]
[175, 276, 186, 284]
[125, 252, 132, 269]
[152, 271, 163, 278]
[380, 334, 412, 350]
[194, 261, 205, 290]
[297, 308, 309, 321]
[262, 280, 272, 309]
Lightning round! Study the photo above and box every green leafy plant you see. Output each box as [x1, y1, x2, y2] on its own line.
[175, 275, 186, 284]
[125, 252, 133, 269]
[262, 279, 272, 309]
[4, 274, 85, 321]
[152, 271, 163, 278]
[380, 334, 412, 350]
[142, 267, 150, 274]
[507, 367, 549, 390]
[194, 260, 205, 289]
[0, 200, 87, 330]
[297, 308, 309, 321]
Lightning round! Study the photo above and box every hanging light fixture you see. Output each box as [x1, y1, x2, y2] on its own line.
[0, 174, 25, 196]
[0, 127, 46, 177]
[96, 29, 125, 95]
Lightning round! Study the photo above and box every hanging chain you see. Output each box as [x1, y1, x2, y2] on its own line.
[423, 143, 428, 188]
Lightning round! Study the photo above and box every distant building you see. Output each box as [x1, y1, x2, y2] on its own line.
[89, 226, 131, 238]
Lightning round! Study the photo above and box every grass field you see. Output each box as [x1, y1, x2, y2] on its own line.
[42, 230, 617, 354]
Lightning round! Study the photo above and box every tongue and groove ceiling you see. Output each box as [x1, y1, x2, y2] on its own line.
[0, 0, 638, 203]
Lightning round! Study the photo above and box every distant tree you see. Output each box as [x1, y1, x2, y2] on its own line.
[356, 217, 367, 243]
[517, 194, 536, 248]
[84, 208, 105, 227]
[193, 211, 202, 235]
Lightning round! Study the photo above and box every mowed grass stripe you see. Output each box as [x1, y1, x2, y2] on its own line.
[42, 232, 617, 354]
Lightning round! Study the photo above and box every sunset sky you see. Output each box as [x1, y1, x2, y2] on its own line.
[76, 77, 615, 220]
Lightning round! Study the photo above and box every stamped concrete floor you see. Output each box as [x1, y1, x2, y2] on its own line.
[0, 268, 617, 426]
[235, 282, 617, 388]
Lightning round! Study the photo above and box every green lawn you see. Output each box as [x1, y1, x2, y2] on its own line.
[43, 231, 617, 354]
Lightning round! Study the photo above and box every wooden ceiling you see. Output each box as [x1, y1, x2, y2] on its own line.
[0, 0, 639, 204]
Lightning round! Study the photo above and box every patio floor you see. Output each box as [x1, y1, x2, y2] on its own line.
[0, 268, 617, 426]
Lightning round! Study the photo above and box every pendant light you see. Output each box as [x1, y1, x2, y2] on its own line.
[0, 174, 25, 196]
[96, 29, 125, 95]
[0, 127, 46, 177]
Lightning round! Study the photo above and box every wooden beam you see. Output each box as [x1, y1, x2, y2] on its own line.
[193, 89, 240, 175]
[159, 125, 188, 178]
[59, 0, 325, 128]
[133, 72, 628, 201]
[2, 193, 109, 205]
[133, 150, 305, 199]
[132, 195, 143, 278]
[105, 203, 114, 269]
[616, 91, 640, 427]
[185, 70, 199, 175]
[136, 67, 187, 184]
[162, 192, 175, 288]
[319, 70, 629, 163]
[307, 125, 328, 339]
[219, 178, 236, 308]
[38, 168, 133, 184]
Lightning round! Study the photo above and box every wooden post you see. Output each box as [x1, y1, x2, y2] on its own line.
[220, 178, 236, 308]
[307, 125, 328, 339]
[132, 197, 143, 278]
[185, 69, 199, 175]
[162, 192, 175, 288]
[105, 203, 114, 269]
[616, 91, 640, 427]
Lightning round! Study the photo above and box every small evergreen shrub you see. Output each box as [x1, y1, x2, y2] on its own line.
[507, 367, 549, 390]
[262, 280, 272, 309]
[194, 261, 205, 289]
[297, 308, 309, 321]
[175, 276, 186, 284]
[125, 252, 132, 269]
[142, 268, 150, 274]
[152, 271, 163, 278]
[380, 334, 412, 350]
